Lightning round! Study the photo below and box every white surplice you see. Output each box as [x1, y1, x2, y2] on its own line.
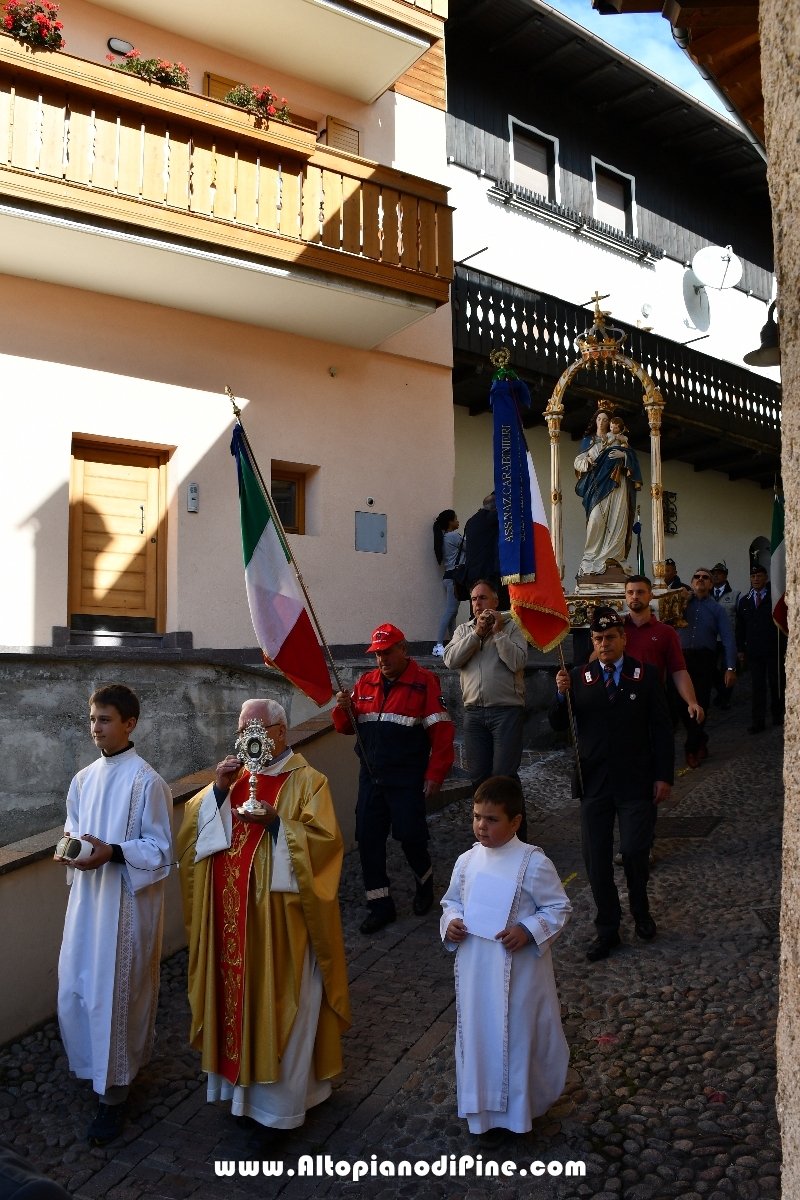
[199, 750, 331, 1129]
[58, 747, 173, 1095]
[440, 837, 572, 1134]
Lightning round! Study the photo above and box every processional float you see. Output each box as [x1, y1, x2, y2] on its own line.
[543, 293, 686, 628]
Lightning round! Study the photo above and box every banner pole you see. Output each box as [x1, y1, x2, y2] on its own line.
[558, 642, 584, 797]
[226, 387, 373, 771]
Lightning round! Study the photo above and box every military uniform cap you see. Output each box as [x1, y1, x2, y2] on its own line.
[711, 562, 728, 573]
[590, 607, 624, 632]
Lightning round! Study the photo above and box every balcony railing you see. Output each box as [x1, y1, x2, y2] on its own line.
[452, 266, 781, 458]
[0, 37, 453, 303]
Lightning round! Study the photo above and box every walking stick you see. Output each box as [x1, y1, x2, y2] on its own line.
[225, 386, 375, 776]
[558, 642, 585, 797]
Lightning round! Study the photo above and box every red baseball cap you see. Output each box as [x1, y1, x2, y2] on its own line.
[366, 623, 406, 653]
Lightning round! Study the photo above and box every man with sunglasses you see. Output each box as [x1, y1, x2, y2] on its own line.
[677, 569, 737, 768]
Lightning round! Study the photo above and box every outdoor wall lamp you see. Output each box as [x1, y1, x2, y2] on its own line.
[744, 301, 781, 367]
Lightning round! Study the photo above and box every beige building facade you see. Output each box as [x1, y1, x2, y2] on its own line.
[0, 0, 454, 655]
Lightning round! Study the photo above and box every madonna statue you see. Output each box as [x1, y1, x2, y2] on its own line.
[574, 408, 643, 579]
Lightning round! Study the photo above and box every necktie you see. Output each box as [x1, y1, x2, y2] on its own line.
[754, 590, 761, 607]
[604, 665, 617, 703]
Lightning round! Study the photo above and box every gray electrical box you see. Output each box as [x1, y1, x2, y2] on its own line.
[355, 510, 387, 553]
[187, 482, 199, 513]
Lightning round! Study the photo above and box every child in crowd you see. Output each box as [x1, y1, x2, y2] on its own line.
[56, 684, 173, 1146]
[440, 775, 571, 1148]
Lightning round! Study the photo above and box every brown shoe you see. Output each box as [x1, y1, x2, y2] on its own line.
[685, 751, 700, 769]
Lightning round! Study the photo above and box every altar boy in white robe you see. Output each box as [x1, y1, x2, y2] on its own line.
[441, 775, 571, 1149]
[56, 684, 172, 1146]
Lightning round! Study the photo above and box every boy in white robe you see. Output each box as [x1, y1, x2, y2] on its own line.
[56, 684, 172, 1146]
[440, 775, 571, 1148]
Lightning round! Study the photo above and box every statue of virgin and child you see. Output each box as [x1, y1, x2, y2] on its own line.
[574, 407, 643, 581]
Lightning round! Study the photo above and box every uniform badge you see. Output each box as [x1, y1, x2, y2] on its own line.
[584, 669, 593, 683]
[630, 693, 636, 700]
[633, 667, 641, 679]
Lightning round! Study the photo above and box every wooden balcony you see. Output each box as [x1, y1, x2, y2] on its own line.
[0, 38, 452, 346]
[87, 0, 445, 103]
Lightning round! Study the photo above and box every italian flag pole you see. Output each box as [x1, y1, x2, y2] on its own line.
[226, 387, 335, 706]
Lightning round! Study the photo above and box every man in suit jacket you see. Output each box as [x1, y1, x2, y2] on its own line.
[736, 564, 787, 733]
[549, 608, 674, 961]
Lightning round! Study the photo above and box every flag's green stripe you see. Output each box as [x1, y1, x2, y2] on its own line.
[239, 445, 292, 566]
[771, 495, 784, 554]
[239, 447, 271, 566]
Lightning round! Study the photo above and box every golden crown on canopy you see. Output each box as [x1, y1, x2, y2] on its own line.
[575, 292, 628, 363]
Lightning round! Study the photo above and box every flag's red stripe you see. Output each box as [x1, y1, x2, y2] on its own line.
[269, 608, 333, 705]
[509, 521, 570, 651]
[773, 595, 789, 636]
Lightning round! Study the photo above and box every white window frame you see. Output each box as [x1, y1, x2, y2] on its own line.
[591, 155, 638, 237]
[508, 115, 561, 205]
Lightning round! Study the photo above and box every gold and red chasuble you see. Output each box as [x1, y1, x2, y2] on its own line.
[212, 771, 289, 1085]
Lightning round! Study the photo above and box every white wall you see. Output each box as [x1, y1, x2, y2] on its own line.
[448, 165, 780, 384]
[453, 407, 771, 598]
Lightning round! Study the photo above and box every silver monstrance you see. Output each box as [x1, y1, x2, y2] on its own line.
[234, 718, 275, 812]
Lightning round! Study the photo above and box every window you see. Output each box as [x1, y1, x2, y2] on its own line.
[204, 72, 241, 101]
[204, 72, 318, 132]
[325, 116, 360, 156]
[512, 126, 554, 200]
[594, 165, 631, 234]
[271, 471, 305, 534]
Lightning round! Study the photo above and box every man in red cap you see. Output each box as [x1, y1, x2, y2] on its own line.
[333, 624, 455, 934]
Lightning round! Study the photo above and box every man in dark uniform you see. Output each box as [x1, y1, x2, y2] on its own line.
[549, 609, 674, 961]
[736, 564, 787, 733]
[333, 624, 454, 934]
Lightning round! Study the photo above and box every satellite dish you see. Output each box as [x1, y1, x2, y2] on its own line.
[691, 244, 742, 290]
[683, 269, 711, 332]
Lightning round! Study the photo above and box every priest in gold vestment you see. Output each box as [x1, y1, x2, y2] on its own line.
[178, 698, 350, 1130]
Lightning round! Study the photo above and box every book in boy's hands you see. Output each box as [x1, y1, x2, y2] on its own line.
[463, 872, 518, 941]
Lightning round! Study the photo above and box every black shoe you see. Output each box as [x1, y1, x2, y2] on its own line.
[87, 1102, 126, 1145]
[748, 723, 766, 734]
[586, 931, 621, 962]
[413, 877, 434, 916]
[635, 915, 658, 941]
[360, 905, 396, 934]
[477, 1127, 506, 1149]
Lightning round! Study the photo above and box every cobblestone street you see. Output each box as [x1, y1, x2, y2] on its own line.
[0, 691, 783, 1200]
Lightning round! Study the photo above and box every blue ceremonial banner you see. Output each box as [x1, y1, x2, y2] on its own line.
[490, 376, 535, 585]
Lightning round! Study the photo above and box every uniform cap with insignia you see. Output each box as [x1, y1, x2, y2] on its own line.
[589, 607, 623, 632]
[366, 623, 406, 653]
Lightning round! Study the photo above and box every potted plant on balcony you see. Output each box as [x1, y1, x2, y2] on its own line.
[2, 1, 65, 50]
[224, 83, 290, 125]
[110, 48, 189, 89]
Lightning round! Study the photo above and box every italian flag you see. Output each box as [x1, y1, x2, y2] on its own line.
[508, 453, 571, 653]
[231, 426, 333, 705]
[771, 491, 788, 635]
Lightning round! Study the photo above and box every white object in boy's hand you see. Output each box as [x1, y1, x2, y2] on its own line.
[463, 871, 517, 941]
[55, 835, 94, 863]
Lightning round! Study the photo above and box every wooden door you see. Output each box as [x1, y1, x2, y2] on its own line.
[68, 441, 167, 631]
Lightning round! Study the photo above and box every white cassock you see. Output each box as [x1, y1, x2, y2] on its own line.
[58, 746, 173, 1094]
[197, 750, 330, 1129]
[440, 837, 572, 1134]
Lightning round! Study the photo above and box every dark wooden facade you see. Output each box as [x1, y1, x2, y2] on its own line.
[446, 0, 773, 301]
[452, 265, 781, 487]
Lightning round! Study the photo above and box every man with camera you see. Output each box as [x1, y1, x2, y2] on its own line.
[443, 579, 530, 838]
